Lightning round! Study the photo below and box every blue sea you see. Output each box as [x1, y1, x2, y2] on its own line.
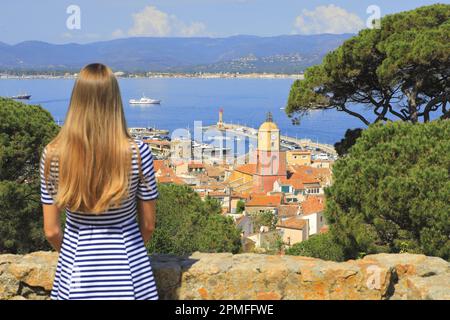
[0, 78, 374, 145]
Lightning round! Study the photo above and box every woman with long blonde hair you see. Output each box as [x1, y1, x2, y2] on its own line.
[40, 63, 159, 300]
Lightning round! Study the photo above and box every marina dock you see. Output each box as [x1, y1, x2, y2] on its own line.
[206, 122, 337, 157]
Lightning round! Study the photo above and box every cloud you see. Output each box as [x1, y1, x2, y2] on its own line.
[128, 6, 172, 36]
[179, 22, 207, 37]
[124, 6, 208, 37]
[293, 4, 364, 35]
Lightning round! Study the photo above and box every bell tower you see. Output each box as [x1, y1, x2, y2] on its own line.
[257, 112, 280, 152]
[254, 112, 286, 193]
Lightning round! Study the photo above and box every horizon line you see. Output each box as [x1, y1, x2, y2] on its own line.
[0, 33, 355, 46]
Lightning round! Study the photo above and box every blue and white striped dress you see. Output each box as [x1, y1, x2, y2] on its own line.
[40, 139, 159, 300]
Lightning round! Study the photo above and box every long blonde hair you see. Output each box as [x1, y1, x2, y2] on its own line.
[43, 63, 141, 213]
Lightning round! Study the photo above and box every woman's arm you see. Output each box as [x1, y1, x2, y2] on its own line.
[137, 199, 157, 243]
[42, 204, 63, 252]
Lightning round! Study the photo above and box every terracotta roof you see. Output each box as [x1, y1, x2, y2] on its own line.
[250, 192, 267, 197]
[155, 166, 175, 176]
[206, 191, 228, 197]
[274, 166, 331, 191]
[143, 139, 171, 146]
[153, 160, 166, 172]
[278, 205, 300, 217]
[154, 162, 186, 185]
[290, 165, 332, 184]
[277, 165, 332, 190]
[235, 164, 257, 176]
[188, 162, 205, 169]
[277, 217, 307, 230]
[290, 167, 321, 184]
[196, 174, 210, 183]
[158, 175, 185, 185]
[278, 176, 305, 190]
[300, 196, 325, 215]
[210, 182, 227, 189]
[175, 161, 205, 169]
[205, 165, 225, 177]
[192, 182, 226, 192]
[230, 192, 247, 199]
[246, 194, 283, 207]
[319, 225, 329, 234]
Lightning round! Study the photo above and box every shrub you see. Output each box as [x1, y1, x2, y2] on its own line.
[285, 233, 345, 261]
[147, 184, 242, 255]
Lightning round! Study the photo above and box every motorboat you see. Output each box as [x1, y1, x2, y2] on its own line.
[129, 95, 161, 104]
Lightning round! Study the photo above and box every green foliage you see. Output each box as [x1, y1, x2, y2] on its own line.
[285, 233, 345, 261]
[0, 98, 60, 253]
[325, 120, 450, 260]
[249, 210, 278, 232]
[259, 231, 284, 255]
[147, 184, 242, 255]
[273, 233, 285, 253]
[236, 200, 245, 214]
[334, 128, 363, 157]
[286, 4, 450, 125]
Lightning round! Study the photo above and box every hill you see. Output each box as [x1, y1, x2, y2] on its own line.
[0, 34, 352, 73]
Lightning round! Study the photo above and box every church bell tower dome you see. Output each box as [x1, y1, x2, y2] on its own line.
[258, 112, 280, 152]
[258, 112, 279, 131]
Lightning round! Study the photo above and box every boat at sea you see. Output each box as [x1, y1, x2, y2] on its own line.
[129, 95, 161, 105]
[11, 93, 31, 100]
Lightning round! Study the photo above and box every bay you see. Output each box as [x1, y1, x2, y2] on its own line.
[0, 78, 373, 145]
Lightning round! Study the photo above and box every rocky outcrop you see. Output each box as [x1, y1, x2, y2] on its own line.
[0, 251, 448, 300]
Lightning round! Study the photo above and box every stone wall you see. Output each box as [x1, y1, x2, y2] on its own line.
[0, 251, 448, 300]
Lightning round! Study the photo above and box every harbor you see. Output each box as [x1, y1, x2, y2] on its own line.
[203, 109, 337, 160]
[206, 122, 337, 158]
[127, 109, 337, 163]
[48, 103, 338, 163]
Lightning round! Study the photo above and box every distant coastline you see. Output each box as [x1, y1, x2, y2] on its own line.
[0, 72, 304, 80]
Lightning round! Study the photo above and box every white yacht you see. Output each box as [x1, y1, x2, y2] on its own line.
[11, 93, 31, 100]
[129, 95, 161, 105]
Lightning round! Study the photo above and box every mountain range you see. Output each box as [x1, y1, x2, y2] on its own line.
[0, 34, 353, 73]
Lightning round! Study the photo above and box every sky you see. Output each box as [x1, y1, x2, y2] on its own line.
[0, 0, 448, 44]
